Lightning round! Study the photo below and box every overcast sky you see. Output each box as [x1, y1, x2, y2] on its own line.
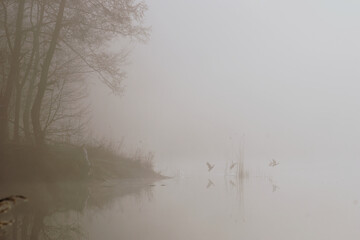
[90, 0, 360, 175]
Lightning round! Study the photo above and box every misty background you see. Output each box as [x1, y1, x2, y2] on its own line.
[89, 0, 360, 175]
[3, 1, 360, 239]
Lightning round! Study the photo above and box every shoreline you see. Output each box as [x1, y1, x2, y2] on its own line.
[0, 142, 166, 183]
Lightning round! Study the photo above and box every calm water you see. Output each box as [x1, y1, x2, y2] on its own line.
[1, 171, 360, 240]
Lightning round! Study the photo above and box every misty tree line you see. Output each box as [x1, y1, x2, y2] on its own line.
[0, 0, 148, 145]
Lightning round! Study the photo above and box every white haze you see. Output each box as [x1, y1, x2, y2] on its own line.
[90, 0, 360, 176]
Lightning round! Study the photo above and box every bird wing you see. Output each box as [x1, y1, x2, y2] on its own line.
[206, 162, 211, 169]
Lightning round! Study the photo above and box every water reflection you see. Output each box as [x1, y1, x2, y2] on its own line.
[1, 174, 360, 240]
[268, 177, 280, 193]
[0, 181, 88, 240]
[206, 179, 215, 189]
[0, 179, 154, 240]
[229, 180, 236, 187]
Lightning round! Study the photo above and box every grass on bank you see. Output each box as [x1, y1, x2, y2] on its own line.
[0, 142, 164, 182]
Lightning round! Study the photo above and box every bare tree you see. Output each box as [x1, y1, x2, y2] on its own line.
[31, 0, 67, 145]
[0, 0, 26, 143]
[0, 0, 149, 145]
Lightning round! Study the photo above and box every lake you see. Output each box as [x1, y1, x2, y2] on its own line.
[1, 171, 360, 240]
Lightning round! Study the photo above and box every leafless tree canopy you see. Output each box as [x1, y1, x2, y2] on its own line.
[0, 0, 149, 144]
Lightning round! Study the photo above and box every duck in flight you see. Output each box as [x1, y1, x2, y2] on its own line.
[206, 162, 215, 172]
[269, 159, 279, 167]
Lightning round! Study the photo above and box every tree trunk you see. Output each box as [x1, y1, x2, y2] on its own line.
[0, 0, 25, 143]
[13, 87, 22, 142]
[23, 2, 44, 142]
[23, 76, 35, 142]
[31, 0, 66, 145]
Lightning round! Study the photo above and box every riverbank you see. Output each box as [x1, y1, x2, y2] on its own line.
[0, 143, 165, 183]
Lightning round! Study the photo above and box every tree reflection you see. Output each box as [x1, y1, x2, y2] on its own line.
[0, 179, 154, 240]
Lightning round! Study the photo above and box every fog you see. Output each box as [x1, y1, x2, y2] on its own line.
[3, 1, 360, 239]
[90, 0, 360, 175]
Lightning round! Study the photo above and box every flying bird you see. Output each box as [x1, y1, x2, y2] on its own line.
[269, 159, 279, 167]
[230, 161, 237, 170]
[206, 162, 215, 172]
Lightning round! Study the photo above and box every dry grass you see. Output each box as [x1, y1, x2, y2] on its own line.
[85, 143, 162, 180]
[0, 141, 164, 183]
